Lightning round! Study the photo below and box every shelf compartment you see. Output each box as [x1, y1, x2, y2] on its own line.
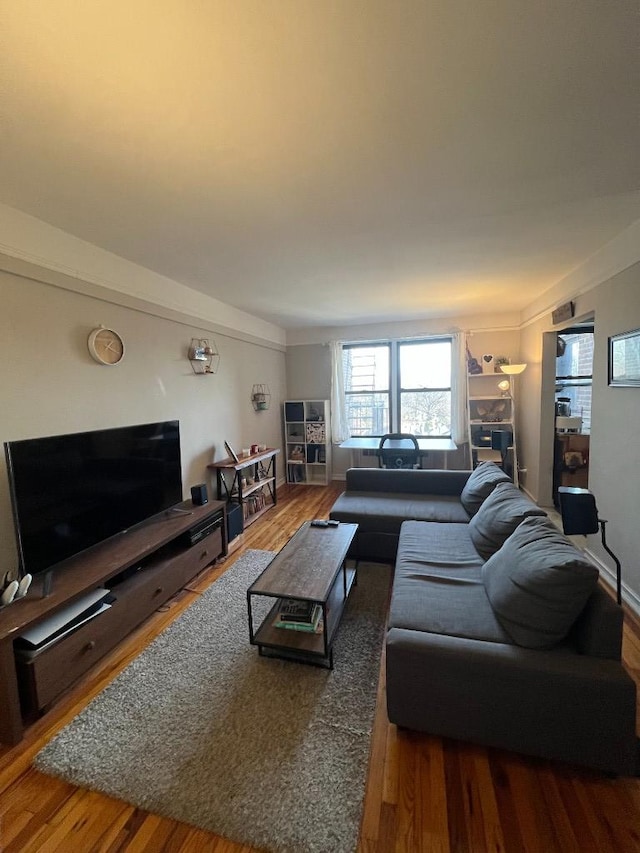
[250, 566, 356, 662]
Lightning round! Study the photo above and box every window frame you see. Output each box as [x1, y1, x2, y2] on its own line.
[342, 341, 392, 437]
[343, 337, 453, 438]
[556, 326, 594, 432]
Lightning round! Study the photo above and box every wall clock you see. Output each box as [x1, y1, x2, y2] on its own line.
[88, 326, 125, 366]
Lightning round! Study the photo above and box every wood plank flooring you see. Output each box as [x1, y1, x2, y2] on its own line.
[1, 482, 639, 852]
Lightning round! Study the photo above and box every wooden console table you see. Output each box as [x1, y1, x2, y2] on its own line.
[0, 499, 226, 746]
[208, 448, 280, 528]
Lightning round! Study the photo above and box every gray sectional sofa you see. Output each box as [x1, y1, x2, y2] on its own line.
[330, 462, 638, 775]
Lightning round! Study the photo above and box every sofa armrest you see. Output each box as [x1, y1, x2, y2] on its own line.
[568, 584, 623, 660]
[344, 467, 471, 496]
[386, 627, 637, 775]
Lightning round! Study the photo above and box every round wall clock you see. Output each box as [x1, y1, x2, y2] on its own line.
[88, 326, 125, 366]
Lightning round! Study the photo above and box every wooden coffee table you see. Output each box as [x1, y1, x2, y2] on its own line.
[247, 521, 358, 668]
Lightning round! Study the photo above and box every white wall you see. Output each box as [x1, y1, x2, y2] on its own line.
[587, 266, 640, 609]
[0, 270, 287, 578]
[0, 202, 286, 348]
[519, 263, 640, 610]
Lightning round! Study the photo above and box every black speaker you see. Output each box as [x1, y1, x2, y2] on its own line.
[557, 486, 599, 535]
[190, 484, 208, 506]
[227, 502, 244, 542]
[491, 430, 511, 452]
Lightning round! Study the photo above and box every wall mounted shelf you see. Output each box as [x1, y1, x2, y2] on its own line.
[251, 384, 271, 410]
[188, 338, 220, 375]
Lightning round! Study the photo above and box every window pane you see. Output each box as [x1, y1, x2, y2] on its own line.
[400, 391, 451, 436]
[342, 338, 452, 437]
[556, 333, 594, 378]
[343, 345, 389, 392]
[345, 393, 389, 436]
[556, 332, 593, 434]
[399, 341, 451, 389]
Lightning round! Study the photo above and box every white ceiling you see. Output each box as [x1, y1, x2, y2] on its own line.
[1, 1, 639, 330]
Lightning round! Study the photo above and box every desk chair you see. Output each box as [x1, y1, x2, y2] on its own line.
[378, 433, 421, 469]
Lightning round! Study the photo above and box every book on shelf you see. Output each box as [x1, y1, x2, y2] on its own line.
[274, 601, 323, 632]
[278, 598, 316, 621]
[274, 615, 324, 633]
[243, 490, 266, 519]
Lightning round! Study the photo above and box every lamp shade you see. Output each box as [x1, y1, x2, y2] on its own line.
[499, 363, 527, 375]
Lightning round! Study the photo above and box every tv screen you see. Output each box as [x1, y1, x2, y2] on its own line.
[5, 421, 183, 576]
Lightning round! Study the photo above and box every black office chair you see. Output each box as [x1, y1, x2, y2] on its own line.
[377, 433, 421, 469]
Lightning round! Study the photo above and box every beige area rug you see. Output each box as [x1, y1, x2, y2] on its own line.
[34, 550, 391, 853]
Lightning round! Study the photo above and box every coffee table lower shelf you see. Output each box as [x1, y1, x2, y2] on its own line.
[249, 565, 356, 669]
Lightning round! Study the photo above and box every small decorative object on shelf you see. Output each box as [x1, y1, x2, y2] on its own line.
[251, 384, 271, 411]
[466, 345, 482, 374]
[188, 338, 220, 375]
[499, 362, 527, 376]
[306, 422, 326, 443]
[481, 354, 495, 373]
[224, 441, 239, 463]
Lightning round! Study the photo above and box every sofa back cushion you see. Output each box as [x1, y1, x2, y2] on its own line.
[344, 467, 471, 497]
[482, 516, 599, 649]
[469, 482, 546, 559]
[459, 461, 511, 516]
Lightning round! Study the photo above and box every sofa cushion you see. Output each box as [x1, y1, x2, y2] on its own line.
[468, 481, 546, 559]
[390, 521, 512, 643]
[344, 467, 471, 496]
[482, 516, 599, 649]
[329, 491, 471, 533]
[460, 461, 511, 516]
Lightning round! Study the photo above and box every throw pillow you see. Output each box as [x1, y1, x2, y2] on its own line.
[482, 516, 599, 649]
[460, 461, 511, 517]
[469, 481, 546, 559]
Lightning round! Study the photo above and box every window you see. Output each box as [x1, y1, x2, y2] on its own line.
[556, 328, 593, 433]
[343, 338, 452, 437]
[399, 340, 451, 435]
[342, 344, 390, 436]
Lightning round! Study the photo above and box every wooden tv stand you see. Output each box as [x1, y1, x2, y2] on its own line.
[0, 499, 226, 746]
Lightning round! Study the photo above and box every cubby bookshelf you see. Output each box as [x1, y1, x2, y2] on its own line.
[284, 400, 331, 485]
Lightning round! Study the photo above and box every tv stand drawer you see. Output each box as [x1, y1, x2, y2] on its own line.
[16, 526, 223, 713]
[17, 601, 133, 710]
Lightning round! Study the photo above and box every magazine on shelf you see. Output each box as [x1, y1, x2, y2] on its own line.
[274, 615, 324, 634]
[274, 602, 323, 632]
[278, 598, 317, 621]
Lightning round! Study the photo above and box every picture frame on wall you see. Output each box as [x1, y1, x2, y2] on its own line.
[608, 328, 640, 387]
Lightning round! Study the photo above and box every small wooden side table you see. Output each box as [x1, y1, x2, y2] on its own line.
[208, 447, 280, 528]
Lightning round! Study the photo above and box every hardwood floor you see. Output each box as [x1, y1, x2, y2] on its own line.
[1, 482, 639, 852]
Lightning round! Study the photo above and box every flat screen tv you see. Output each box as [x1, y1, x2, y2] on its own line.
[5, 421, 183, 577]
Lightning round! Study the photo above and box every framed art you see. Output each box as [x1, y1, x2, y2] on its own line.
[224, 441, 240, 463]
[608, 328, 640, 386]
